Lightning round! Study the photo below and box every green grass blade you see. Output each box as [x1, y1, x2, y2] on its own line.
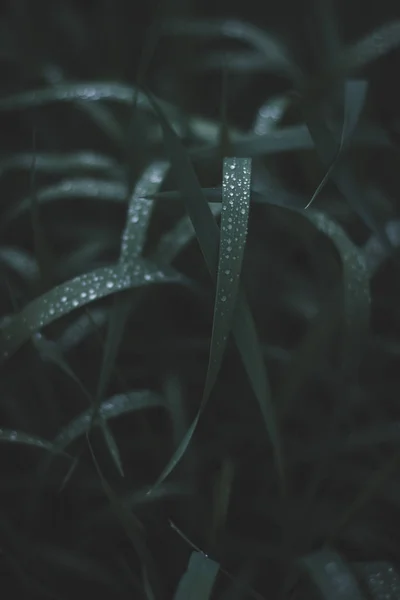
[340, 20, 400, 72]
[4, 178, 128, 224]
[252, 95, 289, 136]
[149, 158, 252, 488]
[162, 18, 301, 82]
[203, 157, 251, 399]
[52, 390, 164, 453]
[299, 548, 366, 600]
[57, 308, 107, 351]
[304, 81, 392, 254]
[94, 162, 168, 471]
[173, 551, 219, 600]
[191, 122, 390, 161]
[145, 89, 284, 489]
[120, 161, 168, 263]
[0, 80, 178, 117]
[0, 428, 67, 455]
[0, 247, 38, 282]
[305, 79, 368, 209]
[0, 152, 121, 177]
[278, 209, 370, 413]
[363, 219, 400, 276]
[0, 261, 183, 361]
[306, 210, 371, 374]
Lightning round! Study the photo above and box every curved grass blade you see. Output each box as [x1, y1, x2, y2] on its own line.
[363, 219, 400, 277]
[198, 50, 268, 73]
[94, 162, 168, 466]
[252, 95, 289, 136]
[277, 209, 370, 415]
[0, 80, 178, 117]
[120, 161, 168, 264]
[57, 308, 108, 351]
[305, 79, 368, 209]
[0, 247, 39, 281]
[146, 88, 284, 490]
[0, 261, 183, 361]
[173, 551, 219, 600]
[340, 20, 400, 72]
[299, 548, 366, 600]
[52, 390, 163, 453]
[0, 152, 121, 177]
[304, 80, 393, 254]
[4, 178, 128, 224]
[0, 428, 67, 455]
[306, 210, 370, 374]
[191, 122, 390, 161]
[162, 18, 302, 83]
[150, 158, 253, 489]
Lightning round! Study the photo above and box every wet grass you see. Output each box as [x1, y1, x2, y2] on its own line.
[0, 1, 400, 598]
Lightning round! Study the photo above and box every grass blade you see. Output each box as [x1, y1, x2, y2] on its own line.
[277, 209, 370, 414]
[341, 20, 400, 72]
[0, 428, 66, 455]
[0, 261, 183, 361]
[299, 548, 366, 600]
[305, 79, 368, 209]
[0, 152, 121, 177]
[304, 80, 392, 254]
[52, 390, 164, 453]
[173, 551, 219, 600]
[4, 178, 128, 224]
[94, 162, 168, 472]
[145, 89, 284, 490]
[162, 18, 301, 83]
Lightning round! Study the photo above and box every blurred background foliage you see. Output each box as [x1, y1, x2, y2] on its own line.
[0, 1, 400, 599]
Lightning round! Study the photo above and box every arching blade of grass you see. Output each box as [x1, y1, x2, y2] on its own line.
[120, 161, 168, 263]
[0, 152, 121, 178]
[4, 178, 128, 225]
[305, 79, 368, 209]
[57, 308, 108, 351]
[340, 20, 400, 72]
[191, 122, 390, 161]
[299, 548, 366, 600]
[162, 18, 302, 83]
[173, 551, 219, 600]
[363, 219, 400, 277]
[146, 89, 284, 490]
[0, 81, 179, 118]
[0, 428, 68, 456]
[197, 49, 268, 73]
[277, 209, 370, 414]
[93, 162, 168, 469]
[0, 247, 39, 282]
[252, 95, 289, 136]
[0, 261, 183, 361]
[149, 156, 253, 490]
[304, 80, 392, 253]
[306, 210, 370, 374]
[52, 390, 164, 454]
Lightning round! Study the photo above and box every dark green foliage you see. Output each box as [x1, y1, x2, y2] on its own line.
[0, 1, 400, 599]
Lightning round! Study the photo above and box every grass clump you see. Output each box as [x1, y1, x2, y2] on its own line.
[0, 2, 400, 599]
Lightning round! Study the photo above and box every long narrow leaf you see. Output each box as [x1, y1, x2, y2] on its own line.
[0, 261, 183, 361]
[173, 551, 219, 600]
[145, 89, 284, 489]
